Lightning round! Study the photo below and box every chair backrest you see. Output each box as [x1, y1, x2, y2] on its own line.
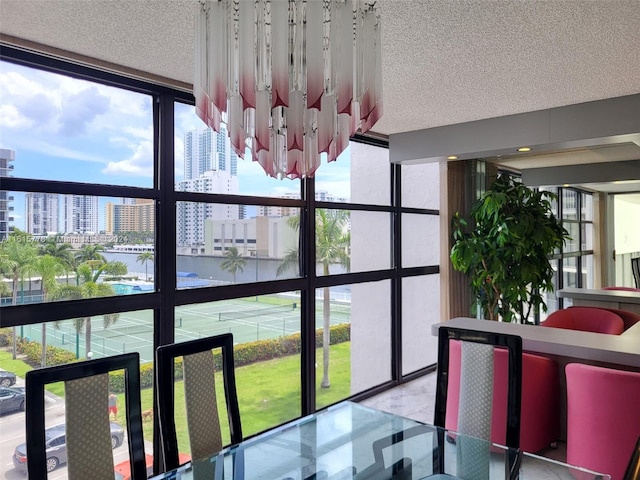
[444, 342, 560, 453]
[435, 326, 523, 449]
[435, 327, 522, 480]
[566, 363, 640, 480]
[568, 305, 640, 331]
[25, 352, 146, 480]
[632, 257, 640, 289]
[543, 307, 624, 334]
[155, 333, 242, 471]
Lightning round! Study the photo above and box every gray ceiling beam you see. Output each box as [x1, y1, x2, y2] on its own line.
[389, 94, 640, 164]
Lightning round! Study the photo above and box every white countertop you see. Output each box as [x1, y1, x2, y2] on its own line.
[432, 317, 640, 369]
[558, 287, 640, 304]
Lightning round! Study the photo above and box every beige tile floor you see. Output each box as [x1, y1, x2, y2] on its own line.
[357, 372, 600, 479]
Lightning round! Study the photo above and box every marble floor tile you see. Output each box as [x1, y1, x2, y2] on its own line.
[357, 372, 595, 479]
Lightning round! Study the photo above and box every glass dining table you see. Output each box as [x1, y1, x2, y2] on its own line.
[150, 401, 609, 480]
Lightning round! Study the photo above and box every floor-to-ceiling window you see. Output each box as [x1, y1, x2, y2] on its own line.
[613, 193, 640, 287]
[541, 187, 594, 317]
[0, 47, 440, 477]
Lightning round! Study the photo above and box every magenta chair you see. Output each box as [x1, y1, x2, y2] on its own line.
[602, 286, 640, 293]
[568, 306, 640, 331]
[445, 340, 560, 453]
[566, 363, 640, 480]
[543, 307, 625, 334]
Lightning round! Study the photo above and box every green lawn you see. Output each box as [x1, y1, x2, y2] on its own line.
[138, 342, 351, 453]
[0, 342, 351, 456]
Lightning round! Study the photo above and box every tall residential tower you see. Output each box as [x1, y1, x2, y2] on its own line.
[25, 193, 59, 235]
[63, 195, 99, 234]
[177, 126, 240, 247]
[0, 149, 14, 240]
[184, 125, 238, 180]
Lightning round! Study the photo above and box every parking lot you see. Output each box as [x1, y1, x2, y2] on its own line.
[0, 375, 151, 479]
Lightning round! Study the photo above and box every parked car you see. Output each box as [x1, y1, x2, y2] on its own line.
[114, 453, 191, 480]
[0, 386, 25, 415]
[0, 370, 16, 387]
[13, 422, 125, 473]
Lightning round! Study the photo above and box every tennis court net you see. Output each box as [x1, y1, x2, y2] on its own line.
[218, 303, 296, 322]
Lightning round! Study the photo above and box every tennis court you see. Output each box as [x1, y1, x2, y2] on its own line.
[29, 294, 350, 362]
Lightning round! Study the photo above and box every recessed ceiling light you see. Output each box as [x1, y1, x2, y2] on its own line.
[447, 155, 458, 160]
[517, 147, 532, 152]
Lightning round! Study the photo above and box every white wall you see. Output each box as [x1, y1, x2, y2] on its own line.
[350, 146, 441, 394]
[614, 194, 640, 255]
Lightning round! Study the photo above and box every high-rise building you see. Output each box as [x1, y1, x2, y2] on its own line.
[184, 125, 238, 180]
[25, 193, 59, 235]
[177, 126, 241, 247]
[105, 198, 155, 234]
[0, 149, 15, 241]
[176, 170, 240, 246]
[62, 195, 99, 234]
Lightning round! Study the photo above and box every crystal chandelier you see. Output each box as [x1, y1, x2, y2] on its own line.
[194, 0, 382, 179]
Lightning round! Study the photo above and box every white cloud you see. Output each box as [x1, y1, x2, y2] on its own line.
[102, 140, 154, 177]
[0, 104, 31, 129]
[96, 85, 150, 118]
[122, 125, 153, 140]
[24, 140, 108, 164]
[0, 70, 49, 97]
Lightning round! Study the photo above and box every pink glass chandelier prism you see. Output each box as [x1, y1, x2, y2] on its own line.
[194, 0, 383, 179]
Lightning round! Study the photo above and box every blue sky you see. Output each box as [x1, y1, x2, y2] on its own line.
[0, 60, 351, 231]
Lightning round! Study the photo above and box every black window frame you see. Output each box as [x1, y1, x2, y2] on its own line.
[0, 44, 440, 474]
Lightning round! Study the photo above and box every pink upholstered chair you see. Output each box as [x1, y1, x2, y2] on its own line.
[566, 363, 640, 480]
[568, 306, 640, 331]
[445, 340, 560, 453]
[543, 307, 625, 334]
[602, 286, 640, 293]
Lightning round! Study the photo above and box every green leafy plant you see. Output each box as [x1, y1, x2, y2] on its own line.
[450, 174, 570, 322]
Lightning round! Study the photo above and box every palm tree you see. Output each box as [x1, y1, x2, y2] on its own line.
[0, 234, 38, 358]
[39, 238, 75, 284]
[73, 244, 106, 286]
[55, 263, 120, 359]
[0, 278, 10, 299]
[136, 251, 154, 280]
[33, 255, 65, 366]
[0, 253, 15, 305]
[277, 209, 350, 388]
[220, 247, 246, 284]
[75, 244, 106, 264]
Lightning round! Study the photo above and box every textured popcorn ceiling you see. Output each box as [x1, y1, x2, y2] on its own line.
[0, 0, 639, 138]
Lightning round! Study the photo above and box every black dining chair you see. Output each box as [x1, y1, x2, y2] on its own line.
[366, 327, 523, 479]
[25, 352, 147, 480]
[155, 332, 242, 471]
[625, 435, 640, 480]
[434, 326, 522, 479]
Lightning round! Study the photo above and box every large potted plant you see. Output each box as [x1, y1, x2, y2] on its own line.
[450, 174, 570, 322]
